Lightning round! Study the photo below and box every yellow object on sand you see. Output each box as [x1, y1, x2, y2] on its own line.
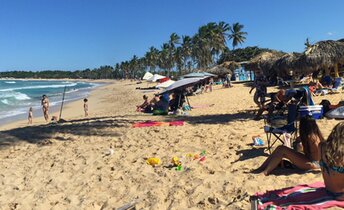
[171, 157, 182, 166]
[146, 157, 161, 166]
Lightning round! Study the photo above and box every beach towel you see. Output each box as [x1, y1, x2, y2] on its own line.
[132, 120, 184, 128]
[302, 86, 314, 106]
[255, 182, 344, 210]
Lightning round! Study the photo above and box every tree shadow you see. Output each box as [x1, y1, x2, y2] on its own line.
[168, 111, 255, 125]
[0, 116, 137, 149]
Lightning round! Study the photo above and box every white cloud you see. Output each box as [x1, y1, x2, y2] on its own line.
[327, 32, 334, 36]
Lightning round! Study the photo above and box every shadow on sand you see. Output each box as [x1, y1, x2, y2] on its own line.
[168, 111, 256, 125]
[0, 116, 137, 149]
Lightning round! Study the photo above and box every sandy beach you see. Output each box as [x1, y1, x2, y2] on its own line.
[0, 80, 343, 209]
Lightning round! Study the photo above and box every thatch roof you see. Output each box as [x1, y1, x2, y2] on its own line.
[303, 40, 344, 69]
[206, 61, 240, 75]
[272, 52, 308, 78]
[244, 51, 285, 77]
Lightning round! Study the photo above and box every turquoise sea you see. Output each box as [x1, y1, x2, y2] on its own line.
[0, 79, 99, 124]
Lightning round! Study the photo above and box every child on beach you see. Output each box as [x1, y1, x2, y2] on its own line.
[83, 98, 88, 117]
[28, 107, 33, 124]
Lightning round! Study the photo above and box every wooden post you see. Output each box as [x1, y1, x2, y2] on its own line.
[59, 86, 67, 121]
[334, 63, 339, 78]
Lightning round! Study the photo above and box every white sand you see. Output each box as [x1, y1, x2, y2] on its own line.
[0, 80, 343, 209]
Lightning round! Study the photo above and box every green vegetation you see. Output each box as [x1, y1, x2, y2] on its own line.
[0, 21, 252, 80]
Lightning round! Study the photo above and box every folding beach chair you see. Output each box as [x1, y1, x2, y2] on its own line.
[264, 104, 298, 154]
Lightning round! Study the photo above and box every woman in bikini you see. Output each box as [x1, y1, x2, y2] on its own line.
[41, 95, 50, 122]
[254, 116, 324, 175]
[320, 122, 344, 200]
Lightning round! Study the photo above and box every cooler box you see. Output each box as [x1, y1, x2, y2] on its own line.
[299, 105, 323, 119]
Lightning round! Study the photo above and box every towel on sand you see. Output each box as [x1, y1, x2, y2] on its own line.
[255, 182, 344, 210]
[132, 121, 184, 128]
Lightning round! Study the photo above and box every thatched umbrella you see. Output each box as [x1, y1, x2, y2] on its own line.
[272, 52, 310, 79]
[206, 61, 240, 76]
[244, 51, 285, 77]
[302, 40, 344, 75]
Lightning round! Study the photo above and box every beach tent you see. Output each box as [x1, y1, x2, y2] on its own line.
[147, 74, 166, 82]
[159, 77, 206, 95]
[325, 106, 344, 119]
[182, 72, 216, 78]
[142, 72, 154, 80]
[156, 80, 175, 89]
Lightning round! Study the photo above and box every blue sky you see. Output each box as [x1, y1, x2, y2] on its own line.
[0, 0, 343, 71]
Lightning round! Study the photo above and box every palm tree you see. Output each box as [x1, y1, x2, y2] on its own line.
[228, 22, 247, 49]
[158, 43, 170, 75]
[144, 46, 159, 72]
[181, 35, 193, 72]
[167, 33, 181, 76]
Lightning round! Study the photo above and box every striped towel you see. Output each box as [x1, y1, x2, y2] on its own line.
[255, 182, 344, 210]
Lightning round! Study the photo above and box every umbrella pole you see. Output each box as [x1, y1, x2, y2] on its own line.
[186, 95, 191, 108]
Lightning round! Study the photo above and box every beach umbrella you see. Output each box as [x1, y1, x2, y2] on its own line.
[155, 79, 175, 89]
[147, 74, 166, 82]
[205, 61, 240, 76]
[159, 77, 206, 95]
[272, 52, 309, 79]
[302, 40, 344, 72]
[245, 51, 285, 73]
[142, 72, 153, 80]
[183, 72, 216, 78]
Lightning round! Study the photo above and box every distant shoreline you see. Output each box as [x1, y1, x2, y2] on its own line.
[0, 79, 113, 131]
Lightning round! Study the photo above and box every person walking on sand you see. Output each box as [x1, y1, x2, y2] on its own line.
[41, 95, 50, 122]
[249, 71, 268, 109]
[83, 98, 89, 117]
[28, 107, 33, 124]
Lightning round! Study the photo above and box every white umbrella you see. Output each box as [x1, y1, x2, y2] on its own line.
[156, 80, 175, 89]
[147, 74, 166, 82]
[159, 77, 207, 94]
[142, 72, 154, 80]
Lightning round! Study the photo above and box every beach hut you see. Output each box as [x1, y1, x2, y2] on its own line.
[302, 40, 344, 77]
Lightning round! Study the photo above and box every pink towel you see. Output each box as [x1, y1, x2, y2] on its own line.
[255, 182, 344, 210]
[132, 120, 184, 128]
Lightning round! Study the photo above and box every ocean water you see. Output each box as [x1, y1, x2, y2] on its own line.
[0, 79, 99, 124]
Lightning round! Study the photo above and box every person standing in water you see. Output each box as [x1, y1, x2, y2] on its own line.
[83, 98, 89, 117]
[28, 107, 33, 124]
[41, 95, 50, 122]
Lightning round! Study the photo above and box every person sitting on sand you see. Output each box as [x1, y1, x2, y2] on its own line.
[149, 94, 159, 107]
[204, 78, 214, 93]
[136, 95, 151, 113]
[41, 95, 50, 122]
[153, 94, 169, 114]
[28, 107, 33, 124]
[320, 122, 344, 201]
[254, 89, 291, 120]
[254, 116, 324, 175]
